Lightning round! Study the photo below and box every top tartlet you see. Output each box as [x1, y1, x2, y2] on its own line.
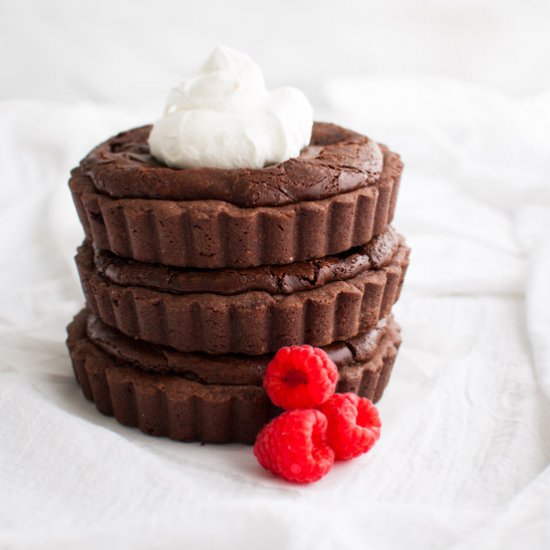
[70, 47, 404, 268]
[80, 123, 387, 208]
[70, 122, 403, 268]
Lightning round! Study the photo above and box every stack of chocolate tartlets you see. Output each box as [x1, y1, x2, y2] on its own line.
[67, 122, 409, 444]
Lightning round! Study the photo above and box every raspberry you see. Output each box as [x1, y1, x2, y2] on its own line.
[253, 409, 335, 483]
[318, 393, 381, 460]
[263, 345, 338, 409]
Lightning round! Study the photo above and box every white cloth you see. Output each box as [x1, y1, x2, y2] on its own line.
[0, 78, 549, 549]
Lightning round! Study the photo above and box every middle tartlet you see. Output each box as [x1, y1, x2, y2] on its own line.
[76, 227, 409, 355]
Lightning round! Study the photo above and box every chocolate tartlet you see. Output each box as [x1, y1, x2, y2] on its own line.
[67, 121, 409, 444]
[70, 123, 403, 269]
[76, 231, 409, 354]
[68, 310, 401, 444]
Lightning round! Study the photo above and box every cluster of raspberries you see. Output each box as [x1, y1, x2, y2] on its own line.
[254, 346, 381, 483]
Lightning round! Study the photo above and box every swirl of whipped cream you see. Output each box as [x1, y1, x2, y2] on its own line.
[148, 46, 314, 169]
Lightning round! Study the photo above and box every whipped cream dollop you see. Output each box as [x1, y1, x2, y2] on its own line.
[148, 46, 314, 169]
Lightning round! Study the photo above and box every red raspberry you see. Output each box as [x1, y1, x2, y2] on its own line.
[253, 409, 335, 483]
[318, 393, 381, 460]
[263, 345, 338, 409]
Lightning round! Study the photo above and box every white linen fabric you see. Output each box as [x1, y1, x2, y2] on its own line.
[0, 78, 549, 549]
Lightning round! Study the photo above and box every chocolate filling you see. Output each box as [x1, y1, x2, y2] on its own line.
[93, 227, 402, 295]
[80, 122, 399, 207]
[86, 312, 391, 386]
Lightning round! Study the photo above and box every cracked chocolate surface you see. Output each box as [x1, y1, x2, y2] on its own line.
[80, 122, 400, 207]
[86, 311, 392, 386]
[92, 227, 402, 295]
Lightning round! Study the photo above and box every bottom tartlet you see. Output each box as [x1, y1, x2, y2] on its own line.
[67, 309, 401, 444]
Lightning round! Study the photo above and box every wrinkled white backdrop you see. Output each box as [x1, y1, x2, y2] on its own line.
[1, 1, 549, 549]
[2, 0, 550, 104]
